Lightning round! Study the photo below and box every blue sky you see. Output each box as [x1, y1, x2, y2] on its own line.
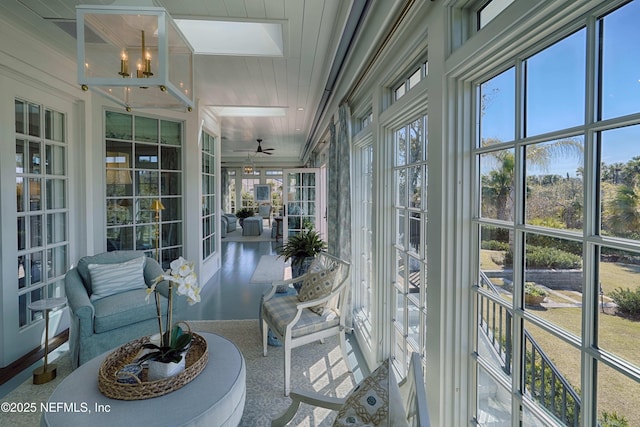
[480, 0, 640, 175]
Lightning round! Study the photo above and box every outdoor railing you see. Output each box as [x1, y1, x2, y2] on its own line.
[477, 272, 581, 426]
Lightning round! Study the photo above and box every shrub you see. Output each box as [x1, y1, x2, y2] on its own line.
[609, 287, 640, 317]
[481, 240, 510, 251]
[599, 410, 629, 427]
[504, 245, 582, 269]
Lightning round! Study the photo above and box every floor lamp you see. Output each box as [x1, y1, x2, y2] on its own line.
[151, 199, 165, 263]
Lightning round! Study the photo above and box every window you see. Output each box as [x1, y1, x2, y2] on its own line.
[265, 170, 283, 215]
[393, 59, 428, 102]
[201, 131, 216, 260]
[473, 1, 640, 425]
[393, 114, 428, 373]
[104, 111, 183, 268]
[15, 99, 68, 328]
[353, 143, 374, 354]
[477, 0, 515, 29]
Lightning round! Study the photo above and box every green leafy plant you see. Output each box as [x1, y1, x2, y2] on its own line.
[235, 208, 254, 219]
[279, 228, 327, 266]
[599, 410, 629, 427]
[525, 282, 548, 297]
[609, 287, 640, 318]
[138, 324, 192, 364]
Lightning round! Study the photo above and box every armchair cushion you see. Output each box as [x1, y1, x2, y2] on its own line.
[88, 255, 147, 302]
[297, 266, 338, 315]
[262, 295, 339, 338]
[93, 288, 165, 333]
[332, 359, 405, 427]
[77, 250, 148, 296]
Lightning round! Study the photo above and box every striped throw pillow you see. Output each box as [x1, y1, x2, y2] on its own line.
[88, 256, 147, 301]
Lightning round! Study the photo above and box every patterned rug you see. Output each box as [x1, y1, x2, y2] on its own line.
[0, 319, 357, 427]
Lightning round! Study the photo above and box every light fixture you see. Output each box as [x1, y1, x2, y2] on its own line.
[243, 154, 255, 175]
[76, 2, 194, 111]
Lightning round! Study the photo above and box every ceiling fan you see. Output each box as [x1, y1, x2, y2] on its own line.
[255, 138, 274, 155]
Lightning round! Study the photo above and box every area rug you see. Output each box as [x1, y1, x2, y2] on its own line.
[250, 255, 292, 283]
[224, 225, 274, 242]
[0, 320, 357, 427]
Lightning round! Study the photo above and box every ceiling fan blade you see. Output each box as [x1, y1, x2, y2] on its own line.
[264, 151, 273, 155]
[263, 148, 275, 151]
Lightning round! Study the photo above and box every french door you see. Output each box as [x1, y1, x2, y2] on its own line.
[282, 168, 322, 239]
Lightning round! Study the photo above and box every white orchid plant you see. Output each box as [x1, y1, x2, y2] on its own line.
[144, 257, 201, 357]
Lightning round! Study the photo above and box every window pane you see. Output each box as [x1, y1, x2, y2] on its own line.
[480, 225, 513, 303]
[477, 294, 512, 374]
[135, 144, 158, 169]
[106, 111, 132, 140]
[15, 100, 25, 134]
[395, 83, 406, 101]
[16, 177, 25, 212]
[408, 68, 421, 90]
[29, 141, 41, 174]
[525, 138, 584, 229]
[47, 212, 66, 244]
[598, 247, 640, 367]
[29, 178, 42, 211]
[161, 172, 181, 195]
[135, 116, 158, 143]
[396, 127, 407, 165]
[525, 29, 586, 136]
[47, 246, 67, 279]
[46, 145, 65, 175]
[599, 1, 640, 120]
[162, 146, 181, 170]
[480, 149, 515, 221]
[17, 217, 26, 250]
[29, 251, 44, 285]
[396, 169, 407, 207]
[524, 233, 583, 336]
[45, 109, 65, 142]
[479, 68, 515, 146]
[524, 321, 581, 426]
[597, 362, 640, 424]
[28, 103, 41, 137]
[161, 120, 181, 145]
[478, 0, 515, 29]
[46, 179, 66, 210]
[476, 367, 511, 425]
[136, 171, 159, 196]
[600, 125, 640, 239]
[409, 118, 424, 163]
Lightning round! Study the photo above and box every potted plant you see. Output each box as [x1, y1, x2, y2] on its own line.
[143, 257, 201, 380]
[279, 228, 327, 291]
[525, 281, 547, 306]
[235, 208, 254, 227]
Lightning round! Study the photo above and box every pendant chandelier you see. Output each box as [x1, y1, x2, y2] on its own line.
[76, 2, 194, 111]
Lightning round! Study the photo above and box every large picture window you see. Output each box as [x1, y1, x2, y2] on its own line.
[473, 1, 640, 425]
[105, 111, 183, 268]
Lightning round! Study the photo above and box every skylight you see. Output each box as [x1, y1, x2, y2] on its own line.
[174, 20, 284, 56]
[209, 106, 287, 117]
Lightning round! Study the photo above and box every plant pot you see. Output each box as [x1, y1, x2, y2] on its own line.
[147, 356, 186, 381]
[292, 256, 314, 293]
[525, 294, 545, 306]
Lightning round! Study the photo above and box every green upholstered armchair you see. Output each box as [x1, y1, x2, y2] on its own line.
[65, 251, 181, 369]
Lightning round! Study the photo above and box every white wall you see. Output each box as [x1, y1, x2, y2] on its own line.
[0, 13, 220, 367]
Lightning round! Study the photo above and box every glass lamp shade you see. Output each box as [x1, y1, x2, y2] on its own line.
[76, 5, 194, 110]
